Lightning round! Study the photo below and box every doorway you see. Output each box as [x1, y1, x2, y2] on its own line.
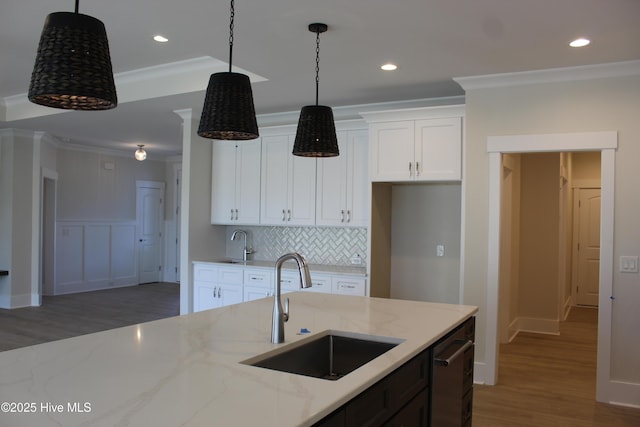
[136, 181, 165, 284]
[486, 131, 617, 403]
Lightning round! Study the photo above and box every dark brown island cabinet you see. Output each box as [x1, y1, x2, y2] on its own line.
[315, 317, 475, 427]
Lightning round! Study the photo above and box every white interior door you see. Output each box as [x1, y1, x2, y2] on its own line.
[573, 188, 601, 306]
[137, 181, 165, 284]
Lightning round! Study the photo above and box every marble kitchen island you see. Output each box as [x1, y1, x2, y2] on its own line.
[0, 292, 477, 427]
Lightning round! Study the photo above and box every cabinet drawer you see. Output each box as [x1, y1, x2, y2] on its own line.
[306, 274, 332, 294]
[345, 378, 392, 427]
[244, 269, 273, 288]
[332, 277, 366, 296]
[280, 272, 302, 291]
[193, 265, 218, 282]
[217, 267, 243, 285]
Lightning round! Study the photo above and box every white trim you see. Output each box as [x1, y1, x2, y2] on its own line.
[487, 131, 617, 153]
[607, 381, 640, 409]
[572, 179, 601, 189]
[454, 60, 640, 91]
[360, 104, 465, 123]
[484, 131, 617, 405]
[173, 109, 193, 315]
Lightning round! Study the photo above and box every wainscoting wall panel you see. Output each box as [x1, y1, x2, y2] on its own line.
[56, 221, 138, 294]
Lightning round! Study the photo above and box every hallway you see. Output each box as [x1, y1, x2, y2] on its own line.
[473, 307, 640, 426]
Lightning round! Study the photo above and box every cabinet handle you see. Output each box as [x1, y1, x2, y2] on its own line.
[435, 340, 473, 367]
[217, 287, 222, 298]
[287, 209, 291, 221]
[409, 162, 412, 177]
[347, 210, 351, 223]
[416, 161, 420, 176]
[340, 210, 345, 222]
[235, 209, 239, 220]
[213, 287, 218, 299]
[230, 209, 234, 221]
[282, 209, 286, 221]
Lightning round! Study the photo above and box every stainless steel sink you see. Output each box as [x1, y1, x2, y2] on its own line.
[242, 331, 404, 381]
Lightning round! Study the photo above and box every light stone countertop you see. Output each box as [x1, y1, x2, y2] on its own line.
[0, 292, 477, 427]
[194, 259, 367, 276]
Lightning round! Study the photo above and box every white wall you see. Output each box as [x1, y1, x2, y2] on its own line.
[461, 71, 640, 404]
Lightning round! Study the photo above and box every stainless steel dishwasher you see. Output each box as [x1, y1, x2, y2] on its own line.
[431, 317, 475, 427]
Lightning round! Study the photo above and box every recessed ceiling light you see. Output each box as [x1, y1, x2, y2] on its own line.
[569, 38, 590, 48]
[153, 35, 169, 43]
[381, 63, 398, 71]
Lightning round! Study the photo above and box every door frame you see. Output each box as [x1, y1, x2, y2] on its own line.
[40, 168, 58, 299]
[485, 131, 617, 403]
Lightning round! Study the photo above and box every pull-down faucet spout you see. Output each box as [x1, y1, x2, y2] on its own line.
[230, 229, 252, 262]
[272, 253, 312, 344]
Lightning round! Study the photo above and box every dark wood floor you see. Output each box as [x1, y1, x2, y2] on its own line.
[473, 307, 640, 426]
[0, 282, 179, 352]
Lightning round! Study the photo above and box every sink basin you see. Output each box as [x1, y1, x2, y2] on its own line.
[242, 331, 404, 381]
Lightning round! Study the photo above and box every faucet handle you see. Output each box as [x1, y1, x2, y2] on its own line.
[283, 297, 290, 322]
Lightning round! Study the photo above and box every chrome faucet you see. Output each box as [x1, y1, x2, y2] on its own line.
[272, 253, 312, 344]
[230, 229, 252, 262]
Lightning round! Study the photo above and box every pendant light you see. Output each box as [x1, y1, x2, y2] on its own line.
[198, 0, 259, 140]
[292, 23, 339, 157]
[28, 0, 117, 110]
[134, 145, 147, 161]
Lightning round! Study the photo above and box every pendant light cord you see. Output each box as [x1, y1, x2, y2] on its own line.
[74, 0, 79, 13]
[228, 0, 235, 73]
[315, 29, 320, 106]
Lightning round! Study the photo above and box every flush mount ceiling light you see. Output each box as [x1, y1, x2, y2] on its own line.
[198, 0, 259, 140]
[153, 35, 169, 43]
[569, 38, 590, 47]
[381, 63, 398, 71]
[292, 23, 339, 158]
[28, 0, 117, 110]
[134, 144, 147, 161]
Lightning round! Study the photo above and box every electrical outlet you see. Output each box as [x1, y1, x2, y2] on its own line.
[620, 256, 639, 273]
[350, 254, 362, 265]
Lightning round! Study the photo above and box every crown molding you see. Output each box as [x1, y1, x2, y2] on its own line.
[2, 57, 268, 122]
[454, 60, 640, 91]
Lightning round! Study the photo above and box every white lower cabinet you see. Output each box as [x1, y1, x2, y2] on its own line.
[193, 263, 244, 312]
[194, 263, 367, 311]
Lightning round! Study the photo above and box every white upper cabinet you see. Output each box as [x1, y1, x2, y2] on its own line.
[364, 106, 464, 182]
[260, 133, 317, 226]
[211, 139, 261, 225]
[316, 129, 369, 227]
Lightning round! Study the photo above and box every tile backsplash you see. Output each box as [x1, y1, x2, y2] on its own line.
[226, 226, 367, 266]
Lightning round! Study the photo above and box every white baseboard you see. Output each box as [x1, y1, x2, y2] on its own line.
[606, 380, 640, 408]
[0, 292, 32, 309]
[511, 316, 560, 336]
[473, 361, 487, 385]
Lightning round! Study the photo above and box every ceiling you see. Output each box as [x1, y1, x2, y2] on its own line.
[1, 0, 639, 158]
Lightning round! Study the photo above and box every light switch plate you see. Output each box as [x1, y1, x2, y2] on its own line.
[619, 256, 639, 273]
[436, 244, 445, 257]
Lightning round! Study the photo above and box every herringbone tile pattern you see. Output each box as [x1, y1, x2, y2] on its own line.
[226, 226, 367, 266]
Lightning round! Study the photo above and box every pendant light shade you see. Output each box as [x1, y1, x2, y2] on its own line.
[293, 23, 338, 157]
[28, 4, 117, 110]
[198, 0, 259, 140]
[198, 72, 259, 140]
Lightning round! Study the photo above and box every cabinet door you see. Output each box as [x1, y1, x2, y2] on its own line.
[370, 121, 415, 182]
[414, 117, 461, 181]
[288, 149, 316, 225]
[194, 282, 221, 312]
[235, 139, 262, 224]
[260, 135, 290, 225]
[316, 132, 348, 226]
[219, 283, 243, 307]
[211, 141, 238, 224]
[244, 285, 273, 301]
[345, 130, 369, 227]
